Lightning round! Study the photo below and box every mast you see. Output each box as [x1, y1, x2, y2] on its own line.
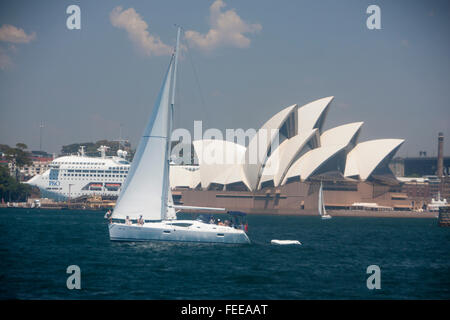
[39, 121, 44, 151]
[170, 26, 181, 109]
[168, 26, 181, 156]
[162, 26, 181, 220]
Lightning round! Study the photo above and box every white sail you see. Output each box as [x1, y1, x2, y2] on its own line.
[319, 181, 331, 219]
[112, 60, 174, 220]
[165, 188, 177, 220]
[321, 186, 327, 216]
[318, 182, 324, 216]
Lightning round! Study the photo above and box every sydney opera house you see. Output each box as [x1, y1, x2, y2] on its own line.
[170, 97, 412, 214]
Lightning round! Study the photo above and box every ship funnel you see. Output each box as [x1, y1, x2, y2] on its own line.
[117, 149, 128, 159]
[97, 145, 109, 158]
[78, 146, 85, 157]
[437, 132, 444, 177]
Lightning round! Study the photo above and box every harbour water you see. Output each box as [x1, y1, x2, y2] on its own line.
[0, 208, 449, 299]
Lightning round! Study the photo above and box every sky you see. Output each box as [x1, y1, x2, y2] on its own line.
[0, 0, 449, 158]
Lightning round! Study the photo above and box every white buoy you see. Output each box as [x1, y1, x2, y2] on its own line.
[271, 240, 301, 245]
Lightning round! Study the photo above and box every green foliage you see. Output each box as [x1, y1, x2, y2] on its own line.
[61, 142, 96, 155]
[0, 144, 10, 153]
[0, 166, 31, 202]
[15, 143, 28, 150]
[61, 140, 134, 160]
[1, 143, 32, 168]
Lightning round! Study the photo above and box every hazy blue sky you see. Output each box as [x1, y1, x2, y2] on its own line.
[0, 0, 449, 157]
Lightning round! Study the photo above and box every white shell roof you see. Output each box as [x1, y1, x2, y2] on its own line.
[258, 129, 318, 188]
[169, 98, 404, 190]
[170, 166, 200, 189]
[193, 139, 246, 189]
[320, 122, 363, 148]
[297, 96, 334, 135]
[242, 104, 298, 191]
[344, 139, 405, 180]
[283, 144, 344, 183]
[282, 122, 363, 183]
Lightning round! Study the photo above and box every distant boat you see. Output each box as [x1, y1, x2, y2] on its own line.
[319, 181, 332, 220]
[26, 145, 131, 201]
[108, 27, 250, 244]
[427, 192, 448, 212]
[271, 240, 301, 245]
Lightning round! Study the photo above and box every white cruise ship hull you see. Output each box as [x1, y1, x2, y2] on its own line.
[109, 220, 250, 244]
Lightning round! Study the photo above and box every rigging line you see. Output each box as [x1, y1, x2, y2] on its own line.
[172, 25, 181, 129]
[181, 28, 210, 126]
[174, 38, 181, 132]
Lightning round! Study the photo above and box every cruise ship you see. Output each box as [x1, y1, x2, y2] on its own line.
[26, 146, 131, 200]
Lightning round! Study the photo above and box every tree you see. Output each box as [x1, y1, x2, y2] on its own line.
[2, 143, 32, 181]
[0, 166, 31, 202]
[61, 140, 132, 159]
[16, 143, 28, 150]
[9, 147, 32, 167]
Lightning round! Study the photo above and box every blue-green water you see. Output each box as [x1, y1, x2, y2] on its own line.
[0, 208, 449, 299]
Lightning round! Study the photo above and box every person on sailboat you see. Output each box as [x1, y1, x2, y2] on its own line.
[137, 215, 144, 226]
[125, 216, 131, 225]
[104, 210, 113, 224]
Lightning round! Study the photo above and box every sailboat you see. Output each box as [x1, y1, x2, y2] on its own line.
[108, 27, 250, 244]
[318, 181, 332, 220]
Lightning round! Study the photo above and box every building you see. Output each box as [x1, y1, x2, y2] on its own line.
[1, 151, 54, 181]
[397, 176, 450, 208]
[20, 155, 54, 180]
[390, 156, 450, 177]
[169, 97, 412, 213]
[388, 133, 449, 207]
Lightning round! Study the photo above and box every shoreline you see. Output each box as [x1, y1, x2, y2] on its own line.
[0, 206, 439, 219]
[243, 209, 438, 219]
[328, 210, 437, 219]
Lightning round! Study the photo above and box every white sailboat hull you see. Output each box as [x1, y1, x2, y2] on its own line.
[109, 220, 250, 244]
[321, 215, 332, 220]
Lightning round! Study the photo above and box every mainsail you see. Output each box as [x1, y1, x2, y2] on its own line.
[112, 59, 174, 220]
[166, 188, 177, 220]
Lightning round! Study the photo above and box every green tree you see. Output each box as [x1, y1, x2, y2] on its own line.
[16, 143, 28, 150]
[2, 143, 32, 181]
[61, 140, 133, 159]
[0, 166, 31, 202]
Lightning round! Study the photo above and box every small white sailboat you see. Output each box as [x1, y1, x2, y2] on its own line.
[427, 192, 448, 213]
[108, 27, 250, 244]
[319, 181, 332, 220]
